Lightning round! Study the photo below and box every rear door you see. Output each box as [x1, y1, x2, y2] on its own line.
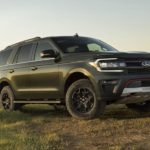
[7, 43, 35, 99]
[28, 40, 60, 100]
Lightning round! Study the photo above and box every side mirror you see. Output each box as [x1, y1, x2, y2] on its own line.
[40, 49, 57, 58]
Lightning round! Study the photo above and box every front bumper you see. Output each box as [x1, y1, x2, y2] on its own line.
[122, 87, 150, 95]
[94, 73, 150, 104]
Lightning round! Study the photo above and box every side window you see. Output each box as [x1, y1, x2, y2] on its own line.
[87, 43, 103, 52]
[15, 44, 33, 63]
[35, 41, 53, 60]
[0, 49, 12, 66]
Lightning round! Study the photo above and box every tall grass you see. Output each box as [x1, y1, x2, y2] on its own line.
[0, 104, 150, 150]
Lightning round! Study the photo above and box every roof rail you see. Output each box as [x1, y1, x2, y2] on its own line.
[22, 37, 41, 43]
[6, 37, 41, 48]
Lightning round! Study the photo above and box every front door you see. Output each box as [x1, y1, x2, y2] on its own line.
[28, 40, 60, 100]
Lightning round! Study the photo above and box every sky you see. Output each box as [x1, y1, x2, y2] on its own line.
[0, 0, 150, 51]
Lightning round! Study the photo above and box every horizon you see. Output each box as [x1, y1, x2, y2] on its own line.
[0, 0, 150, 52]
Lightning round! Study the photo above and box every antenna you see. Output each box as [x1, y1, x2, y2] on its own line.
[74, 33, 79, 37]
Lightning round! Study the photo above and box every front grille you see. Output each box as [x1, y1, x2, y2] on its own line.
[126, 61, 142, 67]
[128, 68, 150, 75]
[125, 59, 150, 75]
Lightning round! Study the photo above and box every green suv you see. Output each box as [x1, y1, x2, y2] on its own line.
[0, 35, 150, 119]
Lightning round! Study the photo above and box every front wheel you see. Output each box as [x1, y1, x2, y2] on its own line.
[66, 79, 106, 120]
[126, 101, 150, 112]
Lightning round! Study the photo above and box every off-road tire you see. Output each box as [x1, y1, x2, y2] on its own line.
[0, 86, 21, 111]
[66, 79, 106, 120]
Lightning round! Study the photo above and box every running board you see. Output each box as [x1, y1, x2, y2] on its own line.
[14, 100, 61, 104]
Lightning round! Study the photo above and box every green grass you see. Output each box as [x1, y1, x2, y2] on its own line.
[0, 104, 150, 150]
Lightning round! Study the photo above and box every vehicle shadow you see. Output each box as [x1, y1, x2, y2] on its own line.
[20, 104, 70, 118]
[99, 105, 150, 120]
[19, 104, 150, 120]
[1, 104, 149, 122]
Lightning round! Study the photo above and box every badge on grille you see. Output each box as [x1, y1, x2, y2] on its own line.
[142, 61, 150, 67]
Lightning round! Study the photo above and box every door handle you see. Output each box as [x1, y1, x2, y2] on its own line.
[30, 67, 38, 71]
[9, 69, 14, 73]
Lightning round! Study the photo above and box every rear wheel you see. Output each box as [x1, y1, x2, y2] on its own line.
[66, 79, 106, 120]
[0, 86, 21, 111]
[126, 101, 150, 112]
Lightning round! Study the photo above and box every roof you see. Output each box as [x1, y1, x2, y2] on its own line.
[5, 34, 82, 49]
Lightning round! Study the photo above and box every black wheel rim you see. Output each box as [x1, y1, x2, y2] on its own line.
[72, 88, 95, 114]
[1, 93, 11, 110]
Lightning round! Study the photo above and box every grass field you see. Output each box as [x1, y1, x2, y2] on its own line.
[0, 104, 150, 150]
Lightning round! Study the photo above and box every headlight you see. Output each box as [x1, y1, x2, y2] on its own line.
[89, 58, 126, 72]
[99, 61, 126, 68]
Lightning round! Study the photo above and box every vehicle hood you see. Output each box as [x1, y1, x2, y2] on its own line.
[62, 51, 150, 63]
[92, 51, 150, 60]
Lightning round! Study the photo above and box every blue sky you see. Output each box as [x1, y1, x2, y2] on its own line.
[0, 0, 150, 51]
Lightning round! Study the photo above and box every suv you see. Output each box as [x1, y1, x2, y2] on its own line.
[0, 35, 150, 119]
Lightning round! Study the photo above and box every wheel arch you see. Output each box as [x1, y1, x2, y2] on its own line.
[64, 68, 96, 94]
[0, 79, 13, 92]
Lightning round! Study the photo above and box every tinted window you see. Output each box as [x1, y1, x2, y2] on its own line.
[52, 37, 118, 53]
[16, 44, 33, 63]
[0, 49, 12, 66]
[35, 41, 53, 60]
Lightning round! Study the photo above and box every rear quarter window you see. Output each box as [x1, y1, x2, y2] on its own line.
[0, 49, 12, 66]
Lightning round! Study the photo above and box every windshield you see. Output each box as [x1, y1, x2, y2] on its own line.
[52, 37, 118, 53]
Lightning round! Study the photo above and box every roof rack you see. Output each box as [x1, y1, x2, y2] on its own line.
[6, 37, 41, 48]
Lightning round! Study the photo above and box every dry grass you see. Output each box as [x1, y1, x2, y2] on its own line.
[0, 104, 150, 150]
